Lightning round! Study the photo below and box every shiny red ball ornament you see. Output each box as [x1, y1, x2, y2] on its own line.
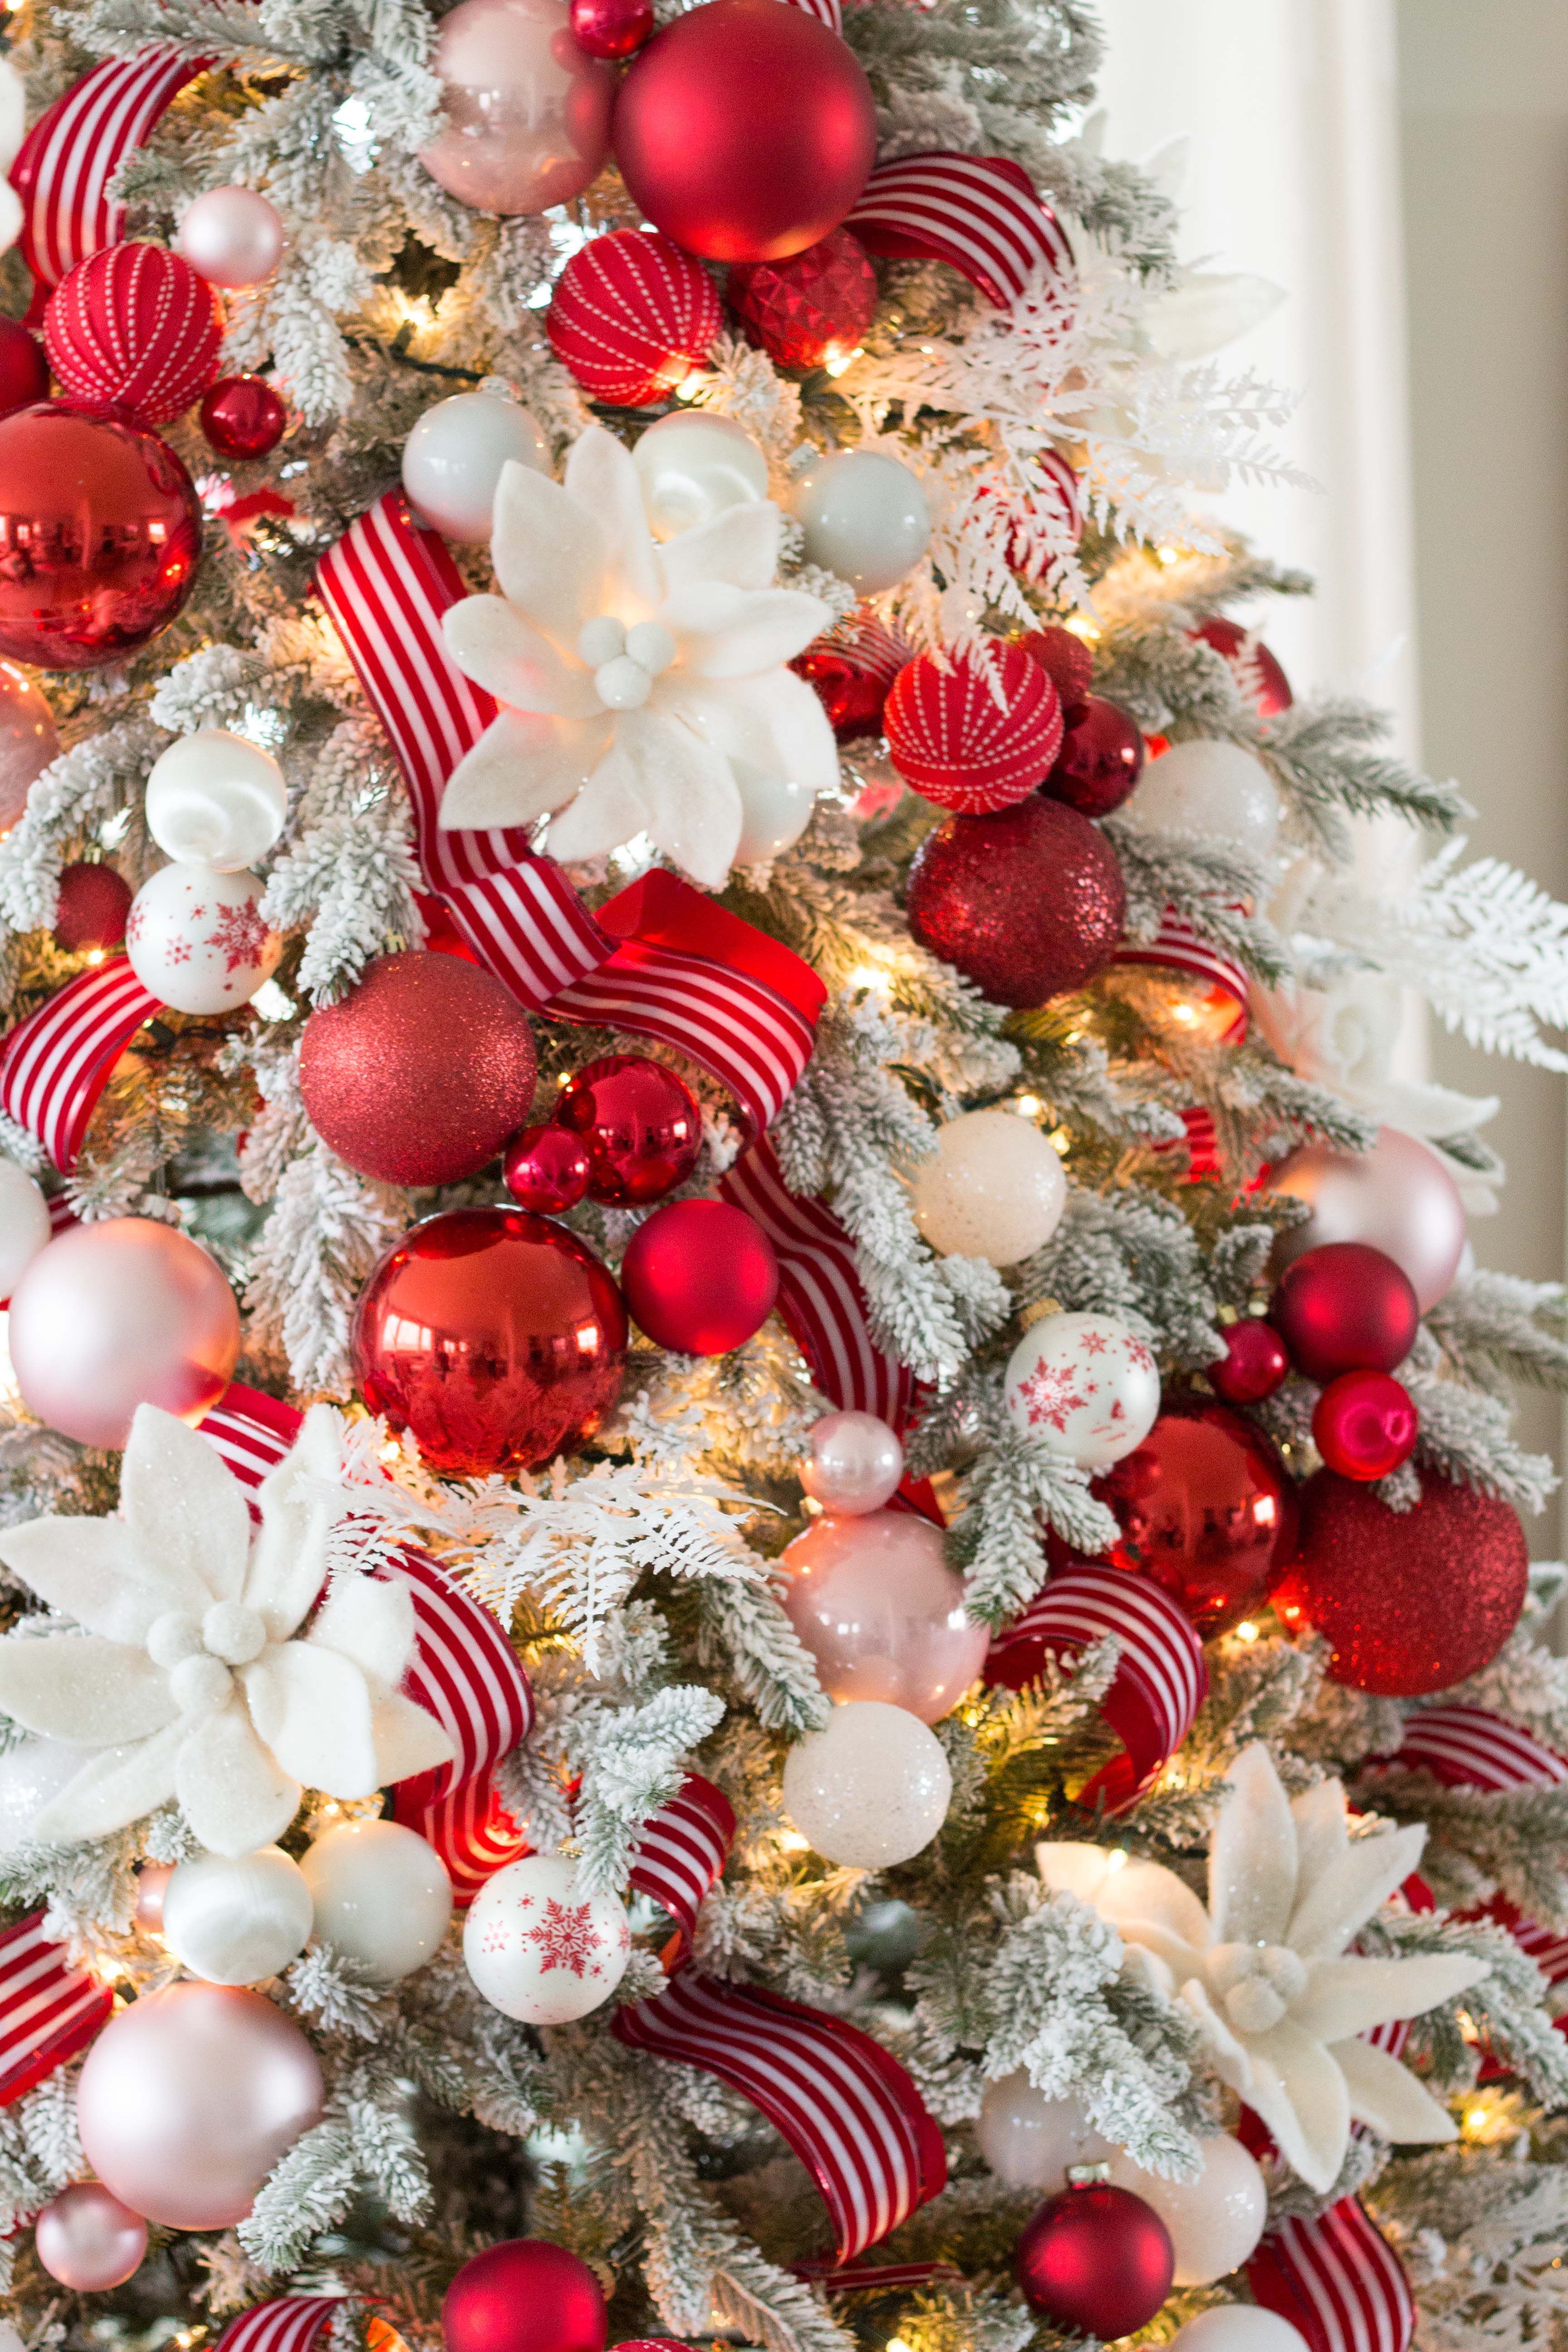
[556, 1053, 702, 1206]
[569, 0, 652, 59]
[200, 375, 287, 460]
[1016, 2181, 1174, 2339]
[1193, 615, 1293, 716]
[1019, 622, 1093, 710]
[52, 861, 132, 953]
[1042, 694, 1145, 818]
[0, 402, 203, 670]
[1268, 1240, 1419, 1383]
[727, 228, 879, 372]
[612, 0, 878, 264]
[790, 608, 909, 743]
[1312, 1368, 1418, 1481]
[504, 1122, 593, 1215]
[0, 322, 49, 419]
[353, 1209, 627, 1475]
[621, 1198, 778, 1354]
[906, 795, 1126, 1009]
[300, 951, 537, 1187]
[441, 2236, 608, 2352]
[44, 243, 222, 427]
[1094, 1401, 1298, 1635]
[885, 644, 1063, 813]
[547, 229, 722, 408]
[1209, 1317, 1290, 1405]
[1273, 1470, 1528, 1695]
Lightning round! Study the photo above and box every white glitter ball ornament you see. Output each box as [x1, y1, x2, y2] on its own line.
[781, 1699, 951, 1867]
[912, 1107, 1067, 1266]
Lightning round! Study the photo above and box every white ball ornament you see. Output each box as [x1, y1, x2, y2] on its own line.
[1003, 1309, 1160, 1468]
[801, 1409, 904, 1515]
[791, 451, 931, 594]
[301, 1818, 453, 1984]
[162, 1847, 314, 1986]
[0, 1739, 89, 1854]
[145, 730, 288, 872]
[976, 2075, 1112, 2192]
[782, 1700, 951, 1867]
[912, 1108, 1067, 1267]
[463, 1852, 631, 2024]
[732, 760, 817, 864]
[126, 864, 281, 1014]
[402, 391, 551, 544]
[0, 1159, 50, 1299]
[1169, 2312, 1309, 2352]
[632, 411, 768, 541]
[176, 186, 285, 289]
[1107, 2134, 1268, 2285]
[1118, 738, 1280, 859]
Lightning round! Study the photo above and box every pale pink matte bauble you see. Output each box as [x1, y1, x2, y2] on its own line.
[0, 659, 58, 833]
[34, 2182, 148, 2289]
[176, 187, 285, 289]
[778, 1508, 988, 1724]
[800, 1409, 904, 1514]
[76, 1982, 324, 2231]
[8, 1216, 240, 1448]
[1267, 1124, 1466, 1313]
[418, 0, 615, 215]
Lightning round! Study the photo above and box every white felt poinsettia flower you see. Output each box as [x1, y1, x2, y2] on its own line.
[1038, 1744, 1487, 2192]
[438, 424, 838, 889]
[0, 1405, 454, 1857]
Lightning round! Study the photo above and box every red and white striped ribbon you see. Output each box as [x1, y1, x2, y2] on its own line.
[10, 48, 205, 299]
[1247, 2195, 1414, 2352]
[1113, 907, 1250, 1028]
[795, 2259, 963, 2294]
[775, 0, 843, 30]
[612, 1970, 946, 2263]
[848, 152, 1074, 310]
[627, 1772, 735, 1944]
[393, 1767, 528, 1907]
[0, 959, 161, 1171]
[1391, 1703, 1568, 1793]
[211, 2298, 343, 2352]
[0, 1910, 113, 2106]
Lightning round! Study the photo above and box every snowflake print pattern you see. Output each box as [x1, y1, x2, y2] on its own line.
[1015, 1360, 1088, 1432]
[204, 897, 271, 975]
[526, 1896, 601, 1977]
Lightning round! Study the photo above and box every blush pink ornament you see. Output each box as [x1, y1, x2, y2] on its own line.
[7, 1216, 240, 1449]
[0, 659, 58, 833]
[135, 1862, 173, 1931]
[34, 2182, 148, 2290]
[76, 1982, 324, 2231]
[778, 1509, 988, 1724]
[800, 1409, 903, 1515]
[418, 0, 614, 216]
[176, 187, 285, 289]
[1266, 1124, 1466, 1313]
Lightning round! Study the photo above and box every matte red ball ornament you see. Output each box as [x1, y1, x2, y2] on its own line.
[886, 645, 1063, 813]
[1209, 1317, 1290, 1405]
[791, 608, 909, 743]
[300, 951, 537, 1187]
[0, 402, 204, 669]
[1043, 694, 1145, 818]
[1312, 1368, 1418, 1481]
[53, 861, 132, 953]
[0, 322, 49, 419]
[1193, 615, 1293, 716]
[504, 1122, 593, 1215]
[906, 795, 1126, 1009]
[1273, 1470, 1528, 1695]
[441, 2236, 608, 2352]
[556, 1053, 702, 1205]
[353, 1208, 627, 1475]
[1016, 2181, 1175, 2339]
[200, 375, 288, 460]
[621, 1198, 778, 1355]
[1268, 1240, 1419, 1384]
[1019, 622, 1093, 709]
[569, 0, 652, 58]
[547, 229, 722, 407]
[44, 243, 222, 427]
[1093, 1401, 1298, 1635]
[727, 228, 878, 372]
[612, 0, 877, 264]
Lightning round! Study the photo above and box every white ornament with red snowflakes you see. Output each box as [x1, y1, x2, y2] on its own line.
[126, 863, 282, 1014]
[462, 1852, 631, 2024]
[1002, 1309, 1161, 1469]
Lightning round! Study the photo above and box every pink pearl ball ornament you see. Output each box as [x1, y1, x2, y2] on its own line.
[34, 2182, 148, 2290]
[418, 0, 615, 216]
[177, 187, 285, 289]
[1267, 1124, 1466, 1313]
[779, 1508, 988, 1724]
[801, 1409, 904, 1514]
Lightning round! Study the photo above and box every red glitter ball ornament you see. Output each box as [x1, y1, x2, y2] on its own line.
[1312, 1368, 1418, 1481]
[353, 1209, 627, 1476]
[727, 227, 878, 372]
[556, 1053, 702, 1206]
[790, 608, 909, 742]
[200, 375, 287, 460]
[44, 243, 221, 427]
[569, 0, 652, 58]
[621, 1198, 778, 1354]
[1193, 615, 1293, 716]
[299, 951, 537, 1187]
[52, 861, 131, 953]
[1016, 2182, 1174, 2340]
[1019, 623, 1093, 709]
[906, 795, 1126, 1009]
[504, 1123, 593, 1216]
[1273, 1470, 1528, 1695]
[885, 644, 1063, 813]
[1042, 694, 1145, 818]
[1268, 1240, 1419, 1383]
[0, 322, 49, 419]
[1093, 1401, 1298, 1635]
[547, 229, 722, 408]
[1209, 1318, 1290, 1405]
[442, 2237, 608, 2352]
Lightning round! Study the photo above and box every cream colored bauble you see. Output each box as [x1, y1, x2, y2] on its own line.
[976, 2073, 1112, 2192]
[0, 1159, 50, 1298]
[791, 451, 930, 594]
[1107, 2134, 1268, 2285]
[402, 391, 551, 543]
[733, 760, 817, 864]
[632, 412, 768, 541]
[162, 1847, 314, 1986]
[145, 730, 288, 872]
[126, 865, 281, 1014]
[1118, 738, 1280, 859]
[301, 1818, 453, 1984]
[912, 1109, 1067, 1266]
[1169, 2311, 1309, 2352]
[782, 1700, 951, 1867]
[462, 1852, 631, 2024]
[0, 1738, 88, 1854]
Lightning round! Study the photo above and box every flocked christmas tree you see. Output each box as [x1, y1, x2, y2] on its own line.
[0, 2, 1568, 2349]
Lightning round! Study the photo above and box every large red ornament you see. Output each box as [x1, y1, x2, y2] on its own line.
[885, 644, 1063, 813]
[1019, 623, 1093, 709]
[299, 951, 537, 1188]
[612, 0, 878, 264]
[200, 376, 287, 460]
[1312, 1369, 1418, 1481]
[1091, 1402, 1297, 1635]
[353, 1209, 627, 1475]
[0, 403, 203, 670]
[0, 322, 49, 419]
[504, 1122, 593, 1215]
[620, 1198, 778, 1354]
[1268, 1241, 1419, 1384]
[44, 243, 222, 427]
[1209, 1317, 1290, 1405]
[442, 2238, 607, 2352]
[1193, 615, 1293, 716]
[547, 229, 722, 408]
[53, 861, 131, 953]
[727, 228, 879, 372]
[568, 0, 652, 59]
[1273, 1470, 1528, 1695]
[556, 1053, 702, 1205]
[1016, 2181, 1174, 2338]
[791, 608, 909, 743]
[906, 795, 1126, 1009]
[1043, 695, 1145, 818]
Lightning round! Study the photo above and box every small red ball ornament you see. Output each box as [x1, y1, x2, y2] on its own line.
[906, 795, 1126, 1009]
[1209, 1318, 1290, 1405]
[556, 1054, 702, 1205]
[300, 951, 537, 1188]
[44, 243, 222, 427]
[1016, 2181, 1175, 2339]
[53, 861, 132, 953]
[727, 228, 879, 372]
[353, 1209, 627, 1475]
[791, 608, 909, 743]
[621, 1198, 779, 1355]
[1273, 1470, 1528, 1695]
[1193, 615, 1293, 716]
[612, 0, 878, 264]
[1043, 694, 1146, 818]
[1093, 1401, 1298, 1635]
[1312, 1368, 1418, 1481]
[1268, 1240, 1419, 1383]
[200, 375, 287, 460]
[568, 0, 652, 59]
[1019, 622, 1093, 709]
[504, 1123, 593, 1216]
[885, 644, 1063, 813]
[0, 322, 49, 419]
[547, 229, 722, 408]
[441, 2237, 608, 2352]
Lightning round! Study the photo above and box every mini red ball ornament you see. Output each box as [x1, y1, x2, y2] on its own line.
[885, 644, 1063, 813]
[0, 321, 49, 419]
[1209, 1317, 1290, 1405]
[612, 0, 878, 264]
[620, 1198, 779, 1354]
[1268, 1240, 1419, 1384]
[44, 242, 222, 427]
[547, 229, 722, 407]
[1016, 2180, 1175, 2339]
[1273, 1470, 1528, 1695]
[1312, 1368, 1418, 1481]
[504, 1122, 593, 1215]
[556, 1054, 702, 1205]
[300, 951, 538, 1187]
[1043, 694, 1146, 818]
[1193, 615, 1293, 716]
[52, 860, 132, 953]
[442, 2237, 608, 2352]
[568, 0, 652, 59]
[906, 795, 1126, 1009]
[200, 375, 288, 460]
[1019, 623, 1094, 709]
[727, 228, 879, 372]
[1093, 1401, 1298, 1635]
[791, 608, 909, 743]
